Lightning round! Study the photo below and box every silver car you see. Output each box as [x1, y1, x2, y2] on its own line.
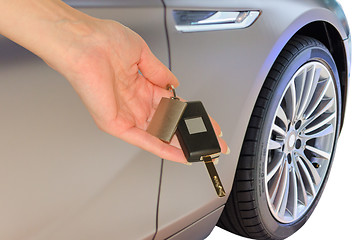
[0, 0, 351, 239]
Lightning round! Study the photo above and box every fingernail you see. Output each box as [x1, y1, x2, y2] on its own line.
[226, 146, 231, 155]
[213, 158, 219, 165]
[219, 131, 223, 137]
[184, 162, 192, 166]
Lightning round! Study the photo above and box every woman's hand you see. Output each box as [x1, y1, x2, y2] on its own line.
[56, 19, 228, 163]
[0, 0, 228, 163]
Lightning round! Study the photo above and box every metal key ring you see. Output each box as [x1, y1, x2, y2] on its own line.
[167, 84, 179, 100]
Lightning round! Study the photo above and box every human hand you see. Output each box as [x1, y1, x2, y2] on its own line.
[0, 0, 228, 163]
[54, 19, 228, 163]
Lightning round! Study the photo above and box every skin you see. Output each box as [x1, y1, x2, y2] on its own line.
[0, 0, 229, 164]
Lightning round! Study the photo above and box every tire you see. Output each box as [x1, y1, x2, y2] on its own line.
[217, 35, 342, 239]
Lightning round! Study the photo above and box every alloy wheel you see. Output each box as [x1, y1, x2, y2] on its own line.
[265, 61, 337, 223]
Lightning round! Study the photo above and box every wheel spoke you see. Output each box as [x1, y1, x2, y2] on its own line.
[294, 160, 308, 206]
[297, 65, 317, 119]
[272, 124, 287, 138]
[288, 169, 298, 218]
[304, 112, 336, 134]
[298, 151, 322, 185]
[277, 106, 289, 128]
[305, 145, 331, 161]
[285, 81, 297, 122]
[301, 67, 321, 117]
[268, 139, 283, 150]
[296, 156, 316, 196]
[269, 158, 286, 202]
[274, 162, 289, 212]
[267, 152, 285, 181]
[294, 68, 306, 114]
[278, 171, 290, 217]
[304, 77, 331, 119]
[302, 124, 334, 139]
[304, 98, 334, 127]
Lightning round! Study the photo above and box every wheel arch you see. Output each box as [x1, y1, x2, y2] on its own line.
[295, 21, 349, 130]
[257, 18, 349, 133]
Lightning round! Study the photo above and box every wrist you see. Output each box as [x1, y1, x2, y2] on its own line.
[0, 0, 98, 72]
[45, 17, 97, 70]
[34, 2, 98, 72]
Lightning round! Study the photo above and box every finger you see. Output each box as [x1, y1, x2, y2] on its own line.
[218, 137, 229, 155]
[138, 42, 179, 89]
[212, 158, 219, 165]
[209, 115, 222, 137]
[169, 132, 182, 149]
[119, 127, 188, 164]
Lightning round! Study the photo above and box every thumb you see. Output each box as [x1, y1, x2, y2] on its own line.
[138, 42, 179, 89]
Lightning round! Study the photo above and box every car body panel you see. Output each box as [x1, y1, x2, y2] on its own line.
[156, 0, 350, 238]
[0, 4, 168, 240]
[167, 206, 224, 240]
[65, 0, 162, 7]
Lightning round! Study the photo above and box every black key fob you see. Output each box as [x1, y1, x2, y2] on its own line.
[176, 101, 221, 162]
[147, 86, 226, 197]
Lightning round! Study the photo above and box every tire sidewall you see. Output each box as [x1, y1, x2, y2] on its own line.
[255, 44, 342, 239]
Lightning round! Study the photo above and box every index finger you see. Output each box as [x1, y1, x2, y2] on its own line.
[138, 41, 179, 88]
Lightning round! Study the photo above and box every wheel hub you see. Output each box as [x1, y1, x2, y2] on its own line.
[287, 131, 297, 150]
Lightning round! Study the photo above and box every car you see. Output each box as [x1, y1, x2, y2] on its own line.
[0, 0, 351, 239]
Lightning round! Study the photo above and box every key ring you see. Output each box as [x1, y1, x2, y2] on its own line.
[167, 84, 179, 100]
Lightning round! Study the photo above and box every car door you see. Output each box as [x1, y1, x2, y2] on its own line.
[0, 1, 168, 239]
[155, 0, 267, 239]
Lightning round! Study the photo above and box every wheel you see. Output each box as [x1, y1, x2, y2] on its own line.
[217, 35, 342, 239]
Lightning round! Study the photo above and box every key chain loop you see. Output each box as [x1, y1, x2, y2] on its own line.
[167, 84, 179, 100]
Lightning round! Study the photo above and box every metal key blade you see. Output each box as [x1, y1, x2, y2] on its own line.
[203, 156, 226, 197]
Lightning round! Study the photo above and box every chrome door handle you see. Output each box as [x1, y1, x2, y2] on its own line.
[173, 10, 260, 32]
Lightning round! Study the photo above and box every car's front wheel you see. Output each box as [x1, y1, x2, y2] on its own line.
[218, 35, 342, 239]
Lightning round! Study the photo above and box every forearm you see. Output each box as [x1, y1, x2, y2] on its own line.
[0, 0, 95, 69]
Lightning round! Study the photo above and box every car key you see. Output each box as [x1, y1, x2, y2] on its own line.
[176, 101, 226, 197]
[147, 85, 226, 197]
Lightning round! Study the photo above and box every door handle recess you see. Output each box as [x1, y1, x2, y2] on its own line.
[173, 10, 260, 32]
